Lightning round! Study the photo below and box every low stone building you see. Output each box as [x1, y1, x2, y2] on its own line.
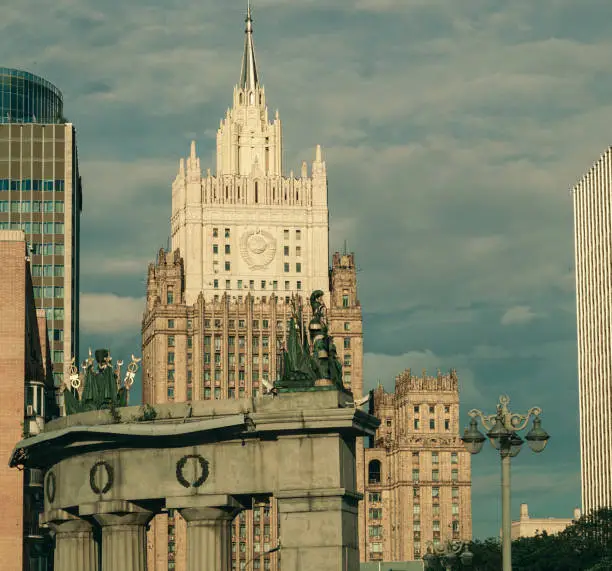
[511, 503, 580, 539]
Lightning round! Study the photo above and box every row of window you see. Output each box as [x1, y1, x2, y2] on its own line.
[0, 179, 65, 191]
[368, 459, 460, 484]
[42, 307, 64, 321]
[33, 286, 64, 299]
[31, 264, 64, 277]
[30, 242, 64, 255]
[414, 405, 452, 415]
[0, 199, 64, 213]
[214, 278, 303, 290]
[0, 221, 66, 238]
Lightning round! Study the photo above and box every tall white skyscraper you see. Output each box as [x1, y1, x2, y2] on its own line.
[572, 146, 612, 513]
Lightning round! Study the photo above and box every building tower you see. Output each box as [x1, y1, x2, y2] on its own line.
[572, 146, 612, 514]
[363, 369, 472, 562]
[141, 7, 364, 571]
[0, 68, 83, 413]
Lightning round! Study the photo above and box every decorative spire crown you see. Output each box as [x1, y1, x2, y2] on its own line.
[240, 0, 259, 92]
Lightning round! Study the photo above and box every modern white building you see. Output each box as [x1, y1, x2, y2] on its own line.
[572, 146, 612, 514]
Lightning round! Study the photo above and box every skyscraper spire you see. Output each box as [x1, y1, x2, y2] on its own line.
[240, 0, 259, 92]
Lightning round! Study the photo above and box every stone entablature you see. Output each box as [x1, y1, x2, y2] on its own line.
[11, 391, 378, 571]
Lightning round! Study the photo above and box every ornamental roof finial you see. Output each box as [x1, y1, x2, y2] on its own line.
[240, 0, 259, 92]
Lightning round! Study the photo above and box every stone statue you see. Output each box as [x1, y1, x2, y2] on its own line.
[275, 292, 345, 392]
[63, 348, 140, 415]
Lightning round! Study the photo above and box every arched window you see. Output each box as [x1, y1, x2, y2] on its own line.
[225, 185, 229, 199]
[368, 460, 382, 484]
[239, 92, 244, 104]
[250, 92, 254, 105]
[255, 182, 259, 204]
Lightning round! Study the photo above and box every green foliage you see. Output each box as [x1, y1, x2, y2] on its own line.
[467, 508, 612, 571]
[136, 404, 157, 422]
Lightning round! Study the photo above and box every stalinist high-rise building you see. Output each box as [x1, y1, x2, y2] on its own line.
[141, 6, 363, 571]
[572, 146, 612, 514]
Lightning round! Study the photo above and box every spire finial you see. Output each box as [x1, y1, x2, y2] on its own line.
[240, 0, 259, 92]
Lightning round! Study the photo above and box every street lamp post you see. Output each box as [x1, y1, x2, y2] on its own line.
[423, 539, 473, 571]
[461, 395, 550, 571]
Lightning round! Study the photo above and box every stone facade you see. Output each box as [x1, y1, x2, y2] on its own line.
[141, 7, 365, 570]
[11, 390, 378, 571]
[362, 369, 472, 562]
[0, 229, 57, 571]
[511, 503, 580, 540]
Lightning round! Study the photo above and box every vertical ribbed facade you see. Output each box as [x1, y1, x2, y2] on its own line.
[573, 146, 612, 513]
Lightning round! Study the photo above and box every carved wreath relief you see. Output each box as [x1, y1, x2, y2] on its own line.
[176, 454, 209, 488]
[240, 229, 277, 270]
[90, 461, 114, 495]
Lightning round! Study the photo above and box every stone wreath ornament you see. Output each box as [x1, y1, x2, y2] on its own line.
[176, 454, 209, 488]
[89, 460, 114, 495]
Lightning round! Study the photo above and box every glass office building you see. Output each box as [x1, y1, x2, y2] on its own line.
[0, 68, 64, 124]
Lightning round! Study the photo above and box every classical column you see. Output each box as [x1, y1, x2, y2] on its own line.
[173, 495, 242, 571]
[41, 509, 98, 571]
[82, 501, 155, 571]
[276, 489, 361, 571]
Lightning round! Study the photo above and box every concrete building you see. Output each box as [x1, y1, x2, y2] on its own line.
[572, 146, 612, 514]
[510, 503, 580, 540]
[0, 229, 58, 571]
[0, 68, 83, 412]
[363, 369, 472, 562]
[141, 7, 364, 570]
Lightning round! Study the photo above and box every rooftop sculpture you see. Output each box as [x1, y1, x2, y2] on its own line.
[275, 291, 345, 391]
[62, 348, 141, 415]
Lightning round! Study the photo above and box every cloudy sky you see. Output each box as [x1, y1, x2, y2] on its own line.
[4, 0, 612, 539]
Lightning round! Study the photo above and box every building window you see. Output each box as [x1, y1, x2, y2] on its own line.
[414, 419, 420, 430]
[296, 246, 301, 257]
[344, 354, 351, 367]
[452, 487, 459, 499]
[369, 526, 382, 538]
[226, 280, 231, 289]
[52, 351, 63, 363]
[344, 322, 351, 331]
[432, 487, 440, 498]
[296, 229, 301, 240]
[214, 279, 219, 289]
[344, 372, 351, 386]
[284, 246, 289, 256]
[296, 262, 301, 273]
[451, 452, 458, 464]
[225, 261, 230, 271]
[445, 419, 451, 431]
[413, 504, 420, 515]
[445, 405, 450, 414]
[168, 336, 175, 347]
[368, 460, 381, 484]
[225, 228, 230, 238]
[452, 505, 459, 516]
[285, 280, 290, 290]
[432, 452, 439, 464]
[167, 352, 175, 364]
[369, 492, 381, 502]
[368, 508, 382, 520]
[167, 370, 175, 382]
[213, 244, 218, 254]
[167, 287, 174, 304]
[261, 280, 266, 290]
[429, 419, 435, 430]
[429, 405, 435, 414]
[168, 319, 175, 328]
[296, 280, 302, 290]
[452, 469, 459, 482]
[386, 418, 392, 427]
[342, 294, 349, 307]
[414, 405, 420, 414]
[225, 244, 231, 254]
[432, 470, 439, 482]
[344, 337, 351, 349]
[284, 263, 289, 272]
[284, 229, 289, 240]
[53, 329, 63, 342]
[249, 280, 254, 289]
[412, 469, 419, 482]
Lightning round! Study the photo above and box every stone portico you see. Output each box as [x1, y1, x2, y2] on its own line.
[10, 390, 378, 571]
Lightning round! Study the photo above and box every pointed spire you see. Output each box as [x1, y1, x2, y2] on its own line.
[315, 144, 322, 162]
[190, 140, 196, 159]
[240, 0, 259, 93]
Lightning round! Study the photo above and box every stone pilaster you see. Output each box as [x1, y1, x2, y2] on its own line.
[172, 495, 242, 571]
[41, 509, 98, 571]
[83, 501, 154, 571]
[276, 489, 361, 571]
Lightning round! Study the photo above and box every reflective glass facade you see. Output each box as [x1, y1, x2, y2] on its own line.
[0, 68, 63, 124]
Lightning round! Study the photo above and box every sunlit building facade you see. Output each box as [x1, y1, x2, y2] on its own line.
[141, 8, 364, 571]
[572, 146, 612, 513]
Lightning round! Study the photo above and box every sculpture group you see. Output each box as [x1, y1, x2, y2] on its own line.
[276, 290, 344, 390]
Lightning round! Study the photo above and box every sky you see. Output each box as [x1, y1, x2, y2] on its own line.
[3, 0, 612, 541]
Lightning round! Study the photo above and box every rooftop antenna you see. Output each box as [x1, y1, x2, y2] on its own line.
[343, 239, 348, 255]
[166, 236, 170, 253]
